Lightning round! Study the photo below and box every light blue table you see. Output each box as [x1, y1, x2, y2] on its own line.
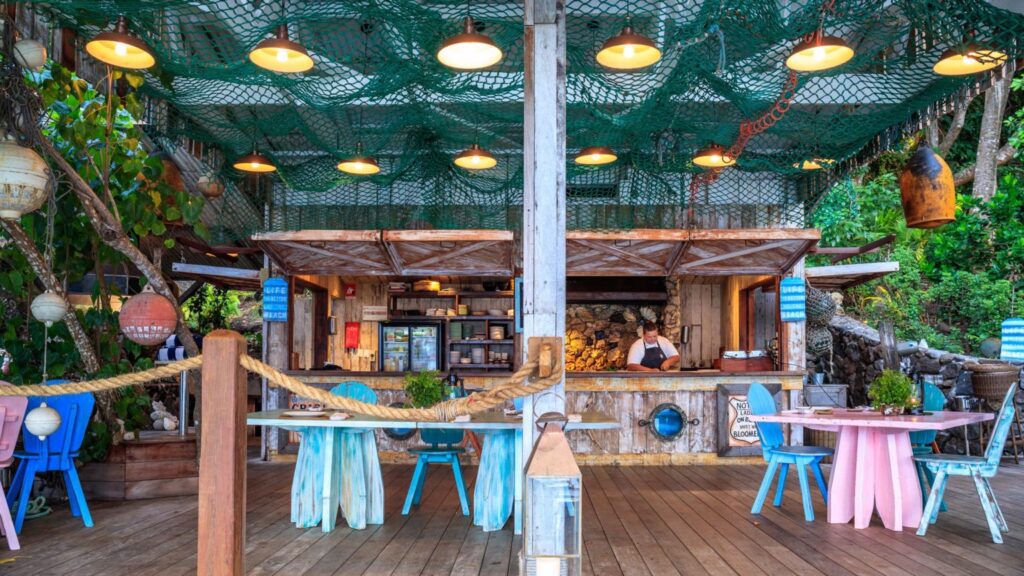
[247, 410, 618, 534]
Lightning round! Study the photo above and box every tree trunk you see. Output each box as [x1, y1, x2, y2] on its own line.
[0, 219, 100, 373]
[954, 142, 1018, 187]
[972, 62, 1016, 201]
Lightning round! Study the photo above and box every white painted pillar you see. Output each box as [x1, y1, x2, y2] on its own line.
[787, 257, 806, 445]
[522, 0, 567, 454]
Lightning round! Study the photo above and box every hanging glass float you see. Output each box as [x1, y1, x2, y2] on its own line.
[24, 401, 61, 441]
[119, 285, 178, 346]
[14, 39, 47, 71]
[196, 173, 225, 198]
[31, 290, 68, 327]
[1000, 318, 1024, 362]
[0, 136, 50, 220]
[899, 144, 955, 228]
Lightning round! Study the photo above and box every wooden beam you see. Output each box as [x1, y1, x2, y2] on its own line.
[278, 241, 390, 271]
[806, 261, 901, 278]
[678, 240, 794, 271]
[809, 234, 895, 263]
[572, 239, 666, 272]
[251, 230, 381, 243]
[383, 229, 513, 242]
[172, 262, 261, 282]
[567, 228, 821, 242]
[197, 330, 248, 576]
[780, 240, 816, 274]
[402, 240, 501, 269]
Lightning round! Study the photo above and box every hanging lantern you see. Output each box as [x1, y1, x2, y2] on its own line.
[692, 144, 735, 169]
[933, 45, 1007, 76]
[14, 39, 47, 71]
[0, 136, 50, 220]
[794, 158, 834, 170]
[249, 24, 314, 73]
[437, 16, 503, 71]
[523, 414, 582, 576]
[453, 144, 497, 170]
[119, 285, 178, 346]
[197, 173, 225, 198]
[574, 146, 617, 166]
[24, 401, 61, 441]
[785, 35, 855, 72]
[779, 277, 806, 322]
[31, 290, 68, 327]
[85, 16, 155, 70]
[1000, 318, 1024, 362]
[596, 25, 662, 70]
[899, 144, 955, 229]
[233, 151, 276, 173]
[338, 143, 381, 175]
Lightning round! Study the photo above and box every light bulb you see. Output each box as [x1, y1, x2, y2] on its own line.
[471, 155, 481, 165]
[709, 154, 721, 164]
[250, 161, 258, 169]
[115, 42, 128, 56]
[277, 48, 289, 63]
[623, 43, 635, 59]
[591, 153, 600, 161]
[963, 54, 977, 65]
[812, 46, 826, 61]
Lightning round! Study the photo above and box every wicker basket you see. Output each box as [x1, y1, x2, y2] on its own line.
[970, 370, 1019, 404]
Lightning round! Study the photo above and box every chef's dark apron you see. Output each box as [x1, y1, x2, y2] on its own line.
[640, 341, 667, 369]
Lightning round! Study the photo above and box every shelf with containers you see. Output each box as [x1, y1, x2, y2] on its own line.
[448, 316, 517, 372]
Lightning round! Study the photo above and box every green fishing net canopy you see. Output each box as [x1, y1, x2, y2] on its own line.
[27, 0, 1024, 234]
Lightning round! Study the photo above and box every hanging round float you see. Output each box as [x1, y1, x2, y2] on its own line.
[899, 144, 955, 229]
[197, 173, 225, 198]
[30, 290, 68, 326]
[24, 402, 61, 441]
[0, 136, 50, 220]
[14, 39, 47, 71]
[119, 285, 178, 346]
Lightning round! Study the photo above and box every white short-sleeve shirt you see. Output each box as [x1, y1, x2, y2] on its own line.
[627, 336, 679, 366]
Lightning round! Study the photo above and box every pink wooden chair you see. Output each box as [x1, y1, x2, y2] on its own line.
[0, 384, 28, 551]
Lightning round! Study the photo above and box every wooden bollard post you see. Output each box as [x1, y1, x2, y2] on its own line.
[197, 330, 248, 576]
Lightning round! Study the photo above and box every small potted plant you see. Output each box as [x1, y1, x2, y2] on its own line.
[403, 370, 446, 408]
[867, 370, 915, 416]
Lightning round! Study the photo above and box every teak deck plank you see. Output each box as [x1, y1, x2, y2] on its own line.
[2, 461, 1023, 575]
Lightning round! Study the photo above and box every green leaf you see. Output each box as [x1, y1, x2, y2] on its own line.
[164, 238, 176, 249]
[125, 72, 145, 89]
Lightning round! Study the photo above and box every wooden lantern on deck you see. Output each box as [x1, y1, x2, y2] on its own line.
[523, 414, 582, 576]
[899, 145, 955, 229]
[119, 285, 178, 346]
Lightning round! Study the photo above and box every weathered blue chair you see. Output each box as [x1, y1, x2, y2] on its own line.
[403, 426, 469, 516]
[910, 382, 947, 511]
[7, 382, 94, 533]
[749, 383, 832, 522]
[916, 382, 1016, 543]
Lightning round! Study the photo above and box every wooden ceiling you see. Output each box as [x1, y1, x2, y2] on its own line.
[253, 230, 515, 277]
[253, 228, 819, 278]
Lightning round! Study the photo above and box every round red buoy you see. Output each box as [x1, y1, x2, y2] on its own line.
[119, 285, 178, 346]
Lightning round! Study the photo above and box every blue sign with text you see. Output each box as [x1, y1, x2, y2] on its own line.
[263, 277, 289, 322]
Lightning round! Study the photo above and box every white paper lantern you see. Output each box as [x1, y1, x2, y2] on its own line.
[25, 401, 61, 441]
[31, 290, 67, 326]
[0, 137, 50, 220]
[14, 39, 47, 71]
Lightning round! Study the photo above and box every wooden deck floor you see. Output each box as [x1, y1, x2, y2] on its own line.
[2, 460, 1023, 576]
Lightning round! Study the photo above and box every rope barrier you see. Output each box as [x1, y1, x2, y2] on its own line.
[0, 351, 563, 422]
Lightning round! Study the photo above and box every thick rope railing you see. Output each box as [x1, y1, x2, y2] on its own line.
[0, 351, 563, 422]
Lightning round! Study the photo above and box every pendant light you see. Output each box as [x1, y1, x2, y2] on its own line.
[596, 25, 661, 70]
[794, 158, 834, 170]
[454, 144, 497, 170]
[233, 151, 276, 173]
[85, 16, 155, 70]
[574, 146, 617, 166]
[249, 24, 314, 73]
[437, 16, 503, 70]
[338, 143, 380, 175]
[933, 44, 1007, 76]
[785, 33, 854, 72]
[692, 144, 735, 169]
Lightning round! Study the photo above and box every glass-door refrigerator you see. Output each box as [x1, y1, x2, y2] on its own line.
[380, 322, 443, 372]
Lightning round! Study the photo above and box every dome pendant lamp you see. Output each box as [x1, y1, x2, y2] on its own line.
[596, 25, 661, 70]
[233, 150, 276, 173]
[437, 16, 503, 70]
[338, 143, 381, 176]
[454, 144, 497, 170]
[250, 24, 314, 73]
[85, 16, 156, 70]
[574, 146, 617, 166]
[933, 44, 1007, 76]
[785, 32, 854, 72]
[692, 144, 735, 169]
[794, 158, 834, 170]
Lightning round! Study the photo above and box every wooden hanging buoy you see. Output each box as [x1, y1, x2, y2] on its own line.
[899, 144, 955, 228]
[119, 285, 178, 346]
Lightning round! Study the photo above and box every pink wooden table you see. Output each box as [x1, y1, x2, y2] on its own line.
[750, 409, 992, 531]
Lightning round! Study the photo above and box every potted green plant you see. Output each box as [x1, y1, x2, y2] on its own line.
[867, 370, 916, 415]
[403, 370, 446, 408]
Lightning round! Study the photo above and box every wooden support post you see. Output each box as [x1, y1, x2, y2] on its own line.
[522, 0, 567, 454]
[785, 257, 806, 445]
[263, 261, 290, 459]
[198, 330, 248, 576]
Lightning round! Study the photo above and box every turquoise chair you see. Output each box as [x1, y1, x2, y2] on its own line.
[403, 427, 470, 516]
[910, 382, 947, 511]
[916, 382, 1016, 543]
[7, 382, 94, 533]
[749, 383, 833, 522]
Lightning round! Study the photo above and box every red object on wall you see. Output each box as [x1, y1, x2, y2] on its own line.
[345, 322, 360, 349]
[344, 284, 357, 299]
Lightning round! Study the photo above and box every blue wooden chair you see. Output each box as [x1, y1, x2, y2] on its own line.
[749, 383, 832, 522]
[910, 382, 947, 512]
[7, 382, 94, 533]
[403, 427, 470, 516]
[916, 382, 1016, 543]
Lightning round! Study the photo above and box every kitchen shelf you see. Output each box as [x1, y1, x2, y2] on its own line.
[457, 290, 514, 298]
[449, 339, 515, 345]
[451, 363, 512, 369]
[388, 291, 457, 298]
[387, 315, 513, 322]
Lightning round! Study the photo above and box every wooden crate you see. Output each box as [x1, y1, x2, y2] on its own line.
[80, 434, 199, 501]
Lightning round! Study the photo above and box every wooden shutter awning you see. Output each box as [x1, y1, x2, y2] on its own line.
[805, 261, 900, 290]
[170, 263, 262, 291]
[252, 229, 515, 277]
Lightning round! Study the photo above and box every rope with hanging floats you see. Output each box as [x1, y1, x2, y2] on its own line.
[0, 347, 563, 422]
